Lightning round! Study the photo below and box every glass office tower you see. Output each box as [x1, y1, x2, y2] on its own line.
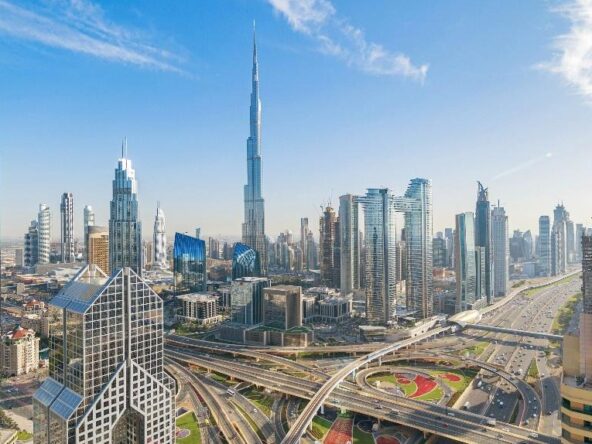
[32, 265, 175, 444]
[402, 178, 433, 319]
[359, 189, 398, 325]
[232, 242, 261, 280]
[173, 232, 206, 294]
[455, 212, 478, 312]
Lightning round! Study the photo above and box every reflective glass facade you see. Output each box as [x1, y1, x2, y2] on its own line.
[230, 277, 270, 325]
[173, 232, 206, 294]
[232, 242, 261, 280]
[455, 212, 477, 311]
[33, 265, 175, 444]
[359, 189, 397, 325]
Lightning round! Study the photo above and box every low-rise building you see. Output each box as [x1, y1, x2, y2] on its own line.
[177, 293, 221, 325]
[0, 325, 39, 376]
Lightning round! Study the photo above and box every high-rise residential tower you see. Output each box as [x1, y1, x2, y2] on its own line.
[359, 189, 397, 324]
[455, 212, 478, 312]
[60, 193, 75, 263]
[87, 226, 109, 274]
[83, 205, 95, 262]
[33, 265, 175, 443]
[152, 202, 168, 269]
[24, 220, 39, 267]
[242, 28, 267, 274]
[319, 205, 340, 288]
[37, 204, 51, 264]
[300, 218, 309, 270]
[339, 194, 360, 295]
[403, 178, 433, 319]
[109, 140, 142, 274]
[538, 216, 551, 276]
[492, 204, 509, 296]
[474, 182, 493, 304]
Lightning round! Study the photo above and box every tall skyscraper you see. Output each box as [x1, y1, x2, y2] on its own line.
[87, 226, 109, 274]
[560, 235, 592, 442]
[319, 205, 340, 288]
[109, 140, 142, 274]
[152, 202, 168, 269]
[359, 189, 397, 324]
[37, 204, 51, 265]
[24, 220, 39, 267]
[83, 205, 95, 262]
[403, 178, 433, 319]
[339, 194, 360, 295]
[60, 193, 74, 263]
[492, 205, 509, 296]
[455, 212, 478, 312]
[538, 216, 551, 276]
[33, 265, 175, 443]
[576, 223, 586, 262]
[242, 28, 267, 274]
[474, 182, 493, 304]
[300, 218, 309, 270]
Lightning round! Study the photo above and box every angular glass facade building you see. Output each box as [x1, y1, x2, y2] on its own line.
[232, 242, 261, 280]
[173, 232, 206, 294]
[32, 265, 175, 444]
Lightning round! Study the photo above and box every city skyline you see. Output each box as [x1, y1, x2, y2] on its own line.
[2, 1, 592, 240]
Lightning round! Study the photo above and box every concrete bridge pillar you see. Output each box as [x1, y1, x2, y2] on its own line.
[320, 405, 325, 415]
[378, 357, 382, 366]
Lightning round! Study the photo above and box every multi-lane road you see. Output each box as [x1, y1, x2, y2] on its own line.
[164, 272, 579, 443]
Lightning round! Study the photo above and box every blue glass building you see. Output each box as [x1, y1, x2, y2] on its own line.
[232, 242, 261, 280]
[173, 233, 206, 294]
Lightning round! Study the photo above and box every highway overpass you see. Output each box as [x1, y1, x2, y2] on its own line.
[462, 323, 563, 341]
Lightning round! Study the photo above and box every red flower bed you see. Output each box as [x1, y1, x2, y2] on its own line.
[324, 418, 353, 444]
[394, 372, 413, 385]
[441, 373, 461, 382]
[376, 436, 401, 444]
[410, 375, 437, 398]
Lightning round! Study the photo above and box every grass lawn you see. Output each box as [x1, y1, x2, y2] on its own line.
[527, 358, 539, 379]
[458, 341, 487, 358]
[311, 416, 333, 440]
[523, 273, 580, 299]
[241, 387, 274, 417]
[176, 412, 201, 444]
[552, 293, 582, 334]
[416, 385, 444, 402]
[17, 430, 33, 441]
[367, 373, 397, 385]
[353, 426, 375, 444]
[429, 369, 477, 393]
[209, 372, 235, 386]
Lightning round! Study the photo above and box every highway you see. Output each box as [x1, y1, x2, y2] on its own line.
[166, 347, 558, 444]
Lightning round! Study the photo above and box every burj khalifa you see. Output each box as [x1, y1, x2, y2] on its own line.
[242, 27, 267, 274]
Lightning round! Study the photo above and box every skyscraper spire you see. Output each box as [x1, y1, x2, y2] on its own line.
[243, 25, 266, 275]
[121, 137, 128, 159]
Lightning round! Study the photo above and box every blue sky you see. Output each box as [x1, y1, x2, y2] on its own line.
[1, 0, 592, 241]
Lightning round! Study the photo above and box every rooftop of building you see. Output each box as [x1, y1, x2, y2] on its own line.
[50, 265, 110, 313]
[4, 325, 35, 341]
[232, 276, 270, 283]
[263, 285, 302, 294]
[177, 292, 219, 303]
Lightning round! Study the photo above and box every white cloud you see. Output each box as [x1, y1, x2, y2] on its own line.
[0, 0, 185, 73]
[543, 0, 592, 99]
[267, 0, 428, 81]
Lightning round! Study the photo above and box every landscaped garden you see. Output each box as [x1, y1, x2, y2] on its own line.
[176, 412, 200, 444]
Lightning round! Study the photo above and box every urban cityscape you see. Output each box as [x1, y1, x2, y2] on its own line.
[1, 2, 591, 444]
